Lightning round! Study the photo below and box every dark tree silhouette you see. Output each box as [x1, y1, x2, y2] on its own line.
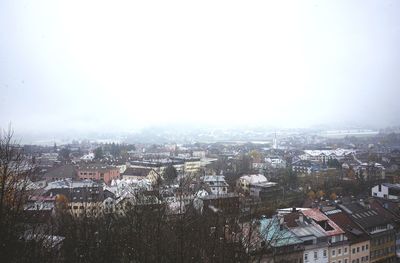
[59, 148, 71, 161]
[94, 147, 104, 160]
[163, 164, 178, 183]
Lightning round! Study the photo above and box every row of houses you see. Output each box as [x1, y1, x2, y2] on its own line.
[42, 164, 164, 185]
[299, 149, 356, 163]
[26, 172, 239, 219]
[250, 202, 397, 263]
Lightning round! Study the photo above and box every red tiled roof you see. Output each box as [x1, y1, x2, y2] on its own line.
[302, 208, 345, 236]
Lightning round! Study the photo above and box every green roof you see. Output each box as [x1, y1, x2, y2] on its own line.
[260, 217, 303, 247]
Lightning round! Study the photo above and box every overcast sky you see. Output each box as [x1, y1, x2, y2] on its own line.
[1, 0, 400, 134]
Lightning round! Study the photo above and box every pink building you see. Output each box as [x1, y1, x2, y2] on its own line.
[77, 165, 120, 185]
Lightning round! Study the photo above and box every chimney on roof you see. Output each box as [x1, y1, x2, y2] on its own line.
[292, 207, 297, 213]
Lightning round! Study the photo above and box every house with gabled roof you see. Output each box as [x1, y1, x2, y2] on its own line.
[302, 209, 349, 263]
[121, 167, 160, 185]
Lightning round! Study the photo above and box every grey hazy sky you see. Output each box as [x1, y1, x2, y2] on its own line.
[1, 0, 400, 134]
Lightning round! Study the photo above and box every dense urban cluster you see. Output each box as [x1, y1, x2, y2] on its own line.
[1, 128, 400, 262]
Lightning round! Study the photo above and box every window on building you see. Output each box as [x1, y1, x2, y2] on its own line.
[344, 247, 348, 254]
[338, 248, 342, 255]
[352, 248, 355, 254]
[332, 250, 336, 256]
[323, 250, 327, 257]
[314, 251, 317, 259]
[304, 253, 308, 261]
[362, 245, 365, 251]
[344, 259, 348, 263]
[357, 247, 360, 253]
[366, 245, 368, 250]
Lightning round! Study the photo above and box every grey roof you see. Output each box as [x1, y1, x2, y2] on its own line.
[200, 192, 238, 200]
[44, 164, 77, 179]
[339, 203, 392, 230]
[78, 164, 118, 172]
[324, 209, 343, 215]
[290, 224, 327, 239]
[122, 167, 153, 177]
[382, 183, 400, 191]
[44, 179, 114, 202]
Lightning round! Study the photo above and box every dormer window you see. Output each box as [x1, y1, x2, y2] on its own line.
[316, 220, 334, 231]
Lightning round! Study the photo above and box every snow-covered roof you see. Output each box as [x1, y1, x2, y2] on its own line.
[45, 178, 99, 190]
[80, 153, 94, 160]
[304, 149, 355, 157]
[277, 208, 310, 215]
[240, 174, 268, 184]
[360, 162, 384, 167]
[202, 175, 226, 182]
[196, 189, 209, 197]
[106, 178, 152, 198]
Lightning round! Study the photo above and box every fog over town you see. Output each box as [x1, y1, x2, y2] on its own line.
[1, 1, 400, 263]
[1, 0, 400, 141]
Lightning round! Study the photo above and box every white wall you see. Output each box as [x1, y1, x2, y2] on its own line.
[304, 247, 329, 263]
[372, 184, 393, 199]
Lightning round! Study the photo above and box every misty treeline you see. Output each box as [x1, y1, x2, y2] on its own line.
[94, 143, 136, 160]
[0, 128, 286, 263]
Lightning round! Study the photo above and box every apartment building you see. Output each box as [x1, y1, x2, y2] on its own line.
[340, 203, 396, 263]
[302, 209, 350, 263]
[77, 164, 120, 185]
[326, 209, 370, 263]
[284, 211, 330, 263]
